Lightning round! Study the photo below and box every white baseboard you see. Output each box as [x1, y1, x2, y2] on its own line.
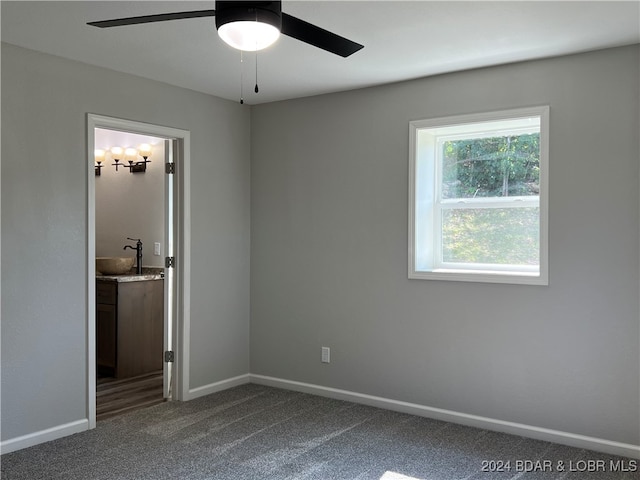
[250, 374, 640, 460]
[0, 419, 88, 455]
[0, 374, 251, 453]
[4, 375, 638, 460]
[185, 373, 251, 401]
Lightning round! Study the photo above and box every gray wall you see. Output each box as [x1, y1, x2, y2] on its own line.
[250, 46, 640, 445]
[1, 43, 250, 441]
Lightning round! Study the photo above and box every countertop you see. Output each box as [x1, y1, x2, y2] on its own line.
[97, 267, 164, 283]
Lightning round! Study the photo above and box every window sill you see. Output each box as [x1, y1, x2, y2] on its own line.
[409, 269, 547, 286]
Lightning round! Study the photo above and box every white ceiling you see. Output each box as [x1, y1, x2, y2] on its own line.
[2, 1, 639, 105]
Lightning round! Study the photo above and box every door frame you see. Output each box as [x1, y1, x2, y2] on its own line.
[86, 114, 191, 428]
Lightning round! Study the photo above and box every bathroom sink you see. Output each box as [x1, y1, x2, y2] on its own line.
[96, 257, 135, 275]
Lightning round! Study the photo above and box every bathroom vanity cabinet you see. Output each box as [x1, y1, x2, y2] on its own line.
[96, 277, 163, 379]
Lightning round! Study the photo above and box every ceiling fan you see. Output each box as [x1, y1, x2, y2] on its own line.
[87, 1, 364, 58]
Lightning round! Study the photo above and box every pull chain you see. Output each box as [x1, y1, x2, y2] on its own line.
[254, 10, 259, 94]
[254, 51, 259, 94]
[239, 50, 244, 104]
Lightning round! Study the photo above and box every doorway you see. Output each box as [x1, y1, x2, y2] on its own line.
[86, 114, 191, 428]
[94, 128, 166, 419]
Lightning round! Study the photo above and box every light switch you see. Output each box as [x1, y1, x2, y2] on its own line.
[321, 347, 330, 363]
[154, 242, 161, 256]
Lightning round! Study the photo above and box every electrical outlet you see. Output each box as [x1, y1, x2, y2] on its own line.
[154, 242, 161, 256]
[321, 346, 330, 363]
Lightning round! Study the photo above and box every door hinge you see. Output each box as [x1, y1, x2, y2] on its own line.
[165, 256, 175, 268]
[165, 162, 175, 174]
[164, 350, 175, 363]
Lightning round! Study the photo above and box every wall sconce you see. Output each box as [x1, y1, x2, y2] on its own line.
[124, 147, 144, 173]
[124, 144, 152, 173]
[94, 149, 106, 176]
[110, 146, 124, 171]
[107, 145, 153, 173]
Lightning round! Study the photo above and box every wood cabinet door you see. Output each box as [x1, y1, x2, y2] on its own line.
[117, 280, 164, 378]
[96, 303, 117, 370]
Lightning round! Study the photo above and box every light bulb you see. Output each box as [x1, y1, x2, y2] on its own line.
[110, 146, 123, 159]
[138, 143, 153, 159]
[94, 149, 106, 163]
[124, 148, 138, 162]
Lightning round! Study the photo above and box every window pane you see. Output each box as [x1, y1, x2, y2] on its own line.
[441, 207, 539, 265]
[442, 133, 539, 199]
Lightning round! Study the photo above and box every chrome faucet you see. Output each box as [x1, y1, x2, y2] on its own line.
[123, 237, 143, 274]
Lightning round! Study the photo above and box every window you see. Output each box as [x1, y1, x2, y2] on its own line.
[409, 106, 549, 285]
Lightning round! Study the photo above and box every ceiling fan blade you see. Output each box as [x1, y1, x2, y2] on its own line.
[87, 10, 216, 28]
[281, 13, 363, 57]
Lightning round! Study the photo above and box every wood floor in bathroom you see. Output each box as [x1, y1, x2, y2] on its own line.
[96, 370, 165, 421]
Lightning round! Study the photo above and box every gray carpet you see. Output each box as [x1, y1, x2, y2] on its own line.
[1, 384, 637, 479]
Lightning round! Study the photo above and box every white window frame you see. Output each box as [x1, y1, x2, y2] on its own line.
[409, 106, 549, 285]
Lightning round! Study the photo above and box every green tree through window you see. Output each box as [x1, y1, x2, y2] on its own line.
[442, 133, 540, 199]
[440, 133, 540, 265]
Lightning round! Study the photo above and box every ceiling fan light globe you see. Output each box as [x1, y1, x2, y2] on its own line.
[218, 21, 280, 51]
